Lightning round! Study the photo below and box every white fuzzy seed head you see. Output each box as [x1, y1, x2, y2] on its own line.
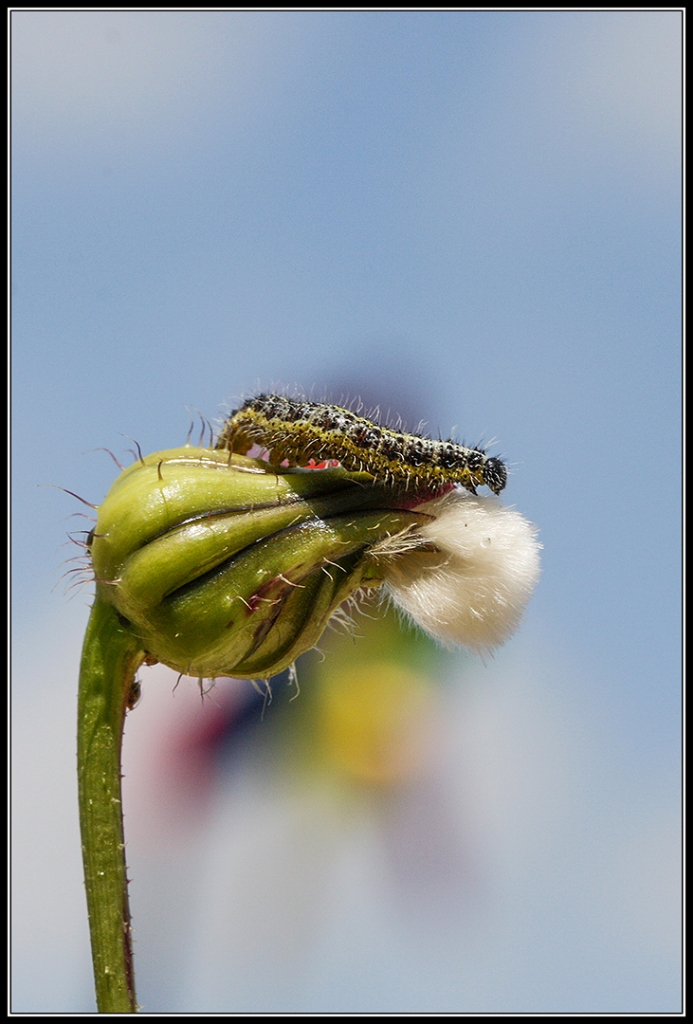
[381, 490, 541, 653]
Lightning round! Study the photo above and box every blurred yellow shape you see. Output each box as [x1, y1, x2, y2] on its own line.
[315, 659, 432, 788]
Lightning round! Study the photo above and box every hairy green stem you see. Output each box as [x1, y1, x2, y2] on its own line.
[77, 594, 146, 1013]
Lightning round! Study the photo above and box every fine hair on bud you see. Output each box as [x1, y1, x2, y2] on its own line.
[381, 490, 541, 652]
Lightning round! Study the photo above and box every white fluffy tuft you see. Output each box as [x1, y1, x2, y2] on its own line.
[382, 490, 541, 652]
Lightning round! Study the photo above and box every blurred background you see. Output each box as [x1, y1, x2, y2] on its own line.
[11, 10, 681, 1013]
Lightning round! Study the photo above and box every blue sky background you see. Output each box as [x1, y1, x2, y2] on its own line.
[12, 10, 681, 1013]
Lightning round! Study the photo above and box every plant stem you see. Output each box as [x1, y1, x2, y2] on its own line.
[77, 595, 146, 1013]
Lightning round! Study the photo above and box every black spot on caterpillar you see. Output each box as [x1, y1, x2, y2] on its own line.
[216, 395, 507, 495]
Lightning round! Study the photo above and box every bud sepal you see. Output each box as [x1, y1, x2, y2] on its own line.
[90, 447, 427, 680]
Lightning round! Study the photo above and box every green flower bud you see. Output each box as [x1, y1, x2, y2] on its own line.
[78, 437, 540, 1012]
[89, 446, 426, 680]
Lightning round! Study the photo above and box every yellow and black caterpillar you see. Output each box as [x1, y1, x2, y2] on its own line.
[216, 394, 507, 495]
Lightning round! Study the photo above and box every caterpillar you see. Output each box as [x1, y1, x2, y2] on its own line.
[216, 394, 507, 496]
